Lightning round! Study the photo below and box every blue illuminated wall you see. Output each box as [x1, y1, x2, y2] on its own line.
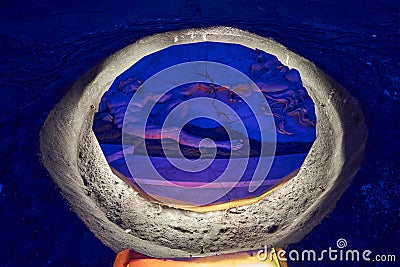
[0, 1, 399, 266]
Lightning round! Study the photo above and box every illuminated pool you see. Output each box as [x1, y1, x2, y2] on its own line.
[92, 42, 316, 210]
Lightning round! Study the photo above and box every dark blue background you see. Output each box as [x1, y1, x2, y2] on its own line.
[0, 1, 399, 266]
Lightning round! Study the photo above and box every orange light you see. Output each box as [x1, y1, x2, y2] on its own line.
[114, 249, 288, 267]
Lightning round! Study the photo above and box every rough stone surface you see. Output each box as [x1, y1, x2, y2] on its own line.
[40, 27, 367, 257]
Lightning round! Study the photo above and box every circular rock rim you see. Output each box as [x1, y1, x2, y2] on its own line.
[40, 26, 367, 258]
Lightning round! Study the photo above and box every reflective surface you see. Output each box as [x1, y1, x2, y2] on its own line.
[93, 42, 316, 208]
